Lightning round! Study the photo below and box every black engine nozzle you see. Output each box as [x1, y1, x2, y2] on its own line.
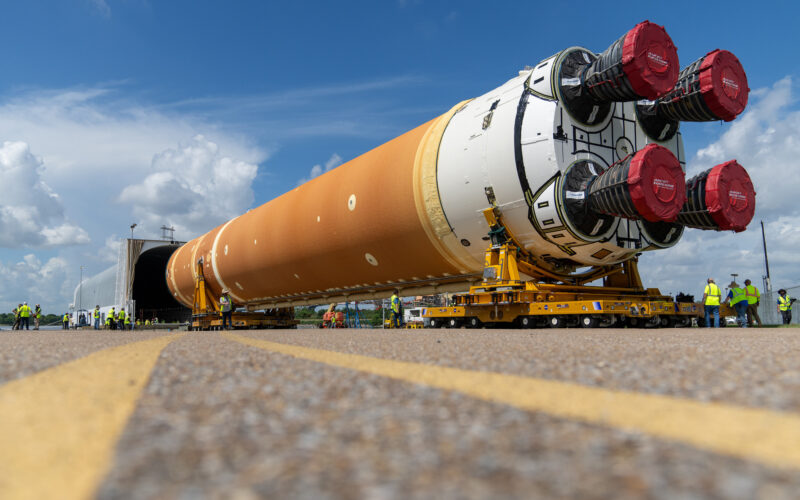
[558, 21, 680, 125]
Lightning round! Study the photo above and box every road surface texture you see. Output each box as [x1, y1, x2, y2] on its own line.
[1, 327, 799, 499]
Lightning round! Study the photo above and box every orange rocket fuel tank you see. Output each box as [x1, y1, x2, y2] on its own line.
[167, 103, 478, 308]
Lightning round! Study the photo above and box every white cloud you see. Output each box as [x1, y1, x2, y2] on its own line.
[0, 141, 89, 248]
[119, 135, 259, 237]
[640, 77, 800, 297]
[297, 153, 342, 185]
[88, 0, 111, 17]
[0, 254, 71, 314]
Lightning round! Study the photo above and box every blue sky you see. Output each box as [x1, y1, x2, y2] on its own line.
[0, 0, 798, 312]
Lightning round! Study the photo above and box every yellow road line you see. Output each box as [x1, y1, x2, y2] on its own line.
[0, 334, 183, 500]
[225, 332, 800, 470]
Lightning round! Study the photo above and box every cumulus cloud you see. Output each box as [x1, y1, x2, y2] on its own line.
[119, 135, 259, 237]
[297, 153, 343, 185]
[640, 77, 800, 296]
[0, 254, 71, 313]
[0, 141, 89, 248]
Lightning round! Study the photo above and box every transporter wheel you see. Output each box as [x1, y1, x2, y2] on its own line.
[548, 316, 565, 328]
[626, 317, 642, 328]
[517, 316, 535, 329]
[659, 316, 676, 328]
[429, 318, 440, 329]
[448, 318, 461, 329]
[580, 315, 599, 328]
[467, 317, 482, 329]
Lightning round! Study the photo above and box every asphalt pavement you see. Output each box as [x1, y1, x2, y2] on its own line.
[2, 327, 799, 499]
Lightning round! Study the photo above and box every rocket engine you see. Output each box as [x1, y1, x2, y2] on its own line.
[166, 21, 755, 308]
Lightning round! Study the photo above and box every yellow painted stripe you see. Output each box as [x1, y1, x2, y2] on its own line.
[0, 334, 183, 500]
[225, 332, 800, 470]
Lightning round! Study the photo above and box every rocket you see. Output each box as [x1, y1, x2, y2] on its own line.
[166, 21, 755, 308]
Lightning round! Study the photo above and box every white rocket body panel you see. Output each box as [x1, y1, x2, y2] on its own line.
[436, 47, 688, 269]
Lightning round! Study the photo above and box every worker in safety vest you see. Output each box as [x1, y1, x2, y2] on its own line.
[108, 307, 116, 330]
[62, 313, 70, 330]
[93, 305, 101, 330]
[220, 289, 233, 330]
[724, 281, 748, 328]
[743, 279, 761, 327]
[390, 290, 401, 328]
[777, 289, 795, 325]
[11, 306, 19, 330]
[701, 278, 722, 328]
[117, 308, 126, 330]
[34, 304, 42, 330]
[124, 314, 131, 330]
[19, 302, 32, 330]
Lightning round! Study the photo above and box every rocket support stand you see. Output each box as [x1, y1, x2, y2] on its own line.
[424, 207, 708, 328]
[190, 259, 298, 331]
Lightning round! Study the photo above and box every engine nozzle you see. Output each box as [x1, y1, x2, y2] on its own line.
[677, 160, 755, 232]
[637, 49, 749, 142]
[583, 20, 680, 102]
[559, 21, 680, 125]
[588, 144, 686, 223]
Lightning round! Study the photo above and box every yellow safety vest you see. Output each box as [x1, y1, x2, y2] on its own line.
[20, 305, 31, 318]
[63, 314, 69, 322]
[94, 309, 100, 318]
[704, 283, 721, 306]
[778, 295, 792, 312]
[729, 287, 746, 306]
[390, 295, 399, 313]
[118, 311, 126, 320]
[745, 285, 760, 305]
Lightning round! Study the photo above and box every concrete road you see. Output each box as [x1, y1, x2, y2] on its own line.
[1, 327, 799, 499]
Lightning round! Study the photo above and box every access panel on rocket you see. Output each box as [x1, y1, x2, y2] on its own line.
[166, 21, 755, 309]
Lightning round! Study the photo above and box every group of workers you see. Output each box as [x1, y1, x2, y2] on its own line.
[702, 278, 795, 327]
[56, 305, 160, 330]
[10, 302, 42, 330]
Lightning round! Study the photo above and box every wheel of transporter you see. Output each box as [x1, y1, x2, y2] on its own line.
[448, 318, 461, 328]
[580, 315, 599, 328]
[467, 317, 482, 329]
[548, 315, 565, 328]
[429, 318, 440, 329]
[518, 316, 534, 329]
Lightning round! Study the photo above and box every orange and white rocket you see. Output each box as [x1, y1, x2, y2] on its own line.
[166, 21, 755, 308]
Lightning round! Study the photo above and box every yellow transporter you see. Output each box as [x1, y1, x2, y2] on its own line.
[423, 208, 706, 329]
[189, 260, 297, 331]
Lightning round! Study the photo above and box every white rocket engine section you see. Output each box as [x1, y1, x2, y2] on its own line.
[434, 21, 753, 274]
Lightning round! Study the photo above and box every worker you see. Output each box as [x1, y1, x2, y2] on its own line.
[34, 304, 42, 330]
[743, 279, 762, 327]
[108, 307, 116, 330]
[777, 289, 795, 325]
[124, 313, 131, 330]
[390, 290, 401, 328]
[19, 302, 31, 330]
[701, 278, 722, 328]
[145, 318, 151, 327]
[220, 288, 233, 330]
[105, 314, 112, 329]
[11, 306, 20, 330]
[62, 312, 69, 330]
[117, 308, 126, 331]
[93, 305, 101, 330]
[723, 281, 748, 328]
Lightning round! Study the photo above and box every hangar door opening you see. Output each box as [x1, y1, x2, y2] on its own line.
[131, 245, 191, 323]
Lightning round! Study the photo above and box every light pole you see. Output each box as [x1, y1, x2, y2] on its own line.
[130, 223, 137, 239]
[79, 265, 84, 327]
